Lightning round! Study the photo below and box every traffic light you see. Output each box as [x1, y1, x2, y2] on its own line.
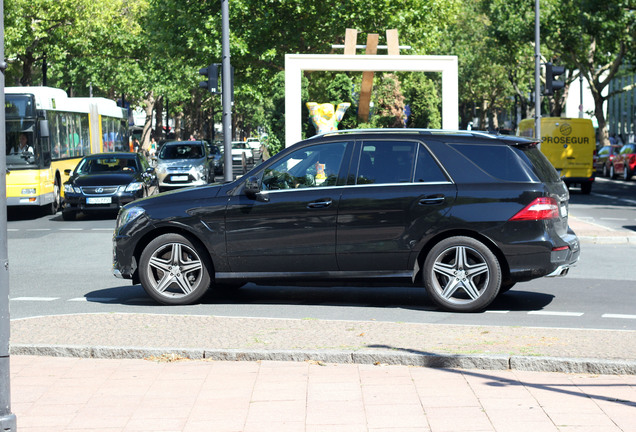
[544, 62, 565, 96]
[199, 64, 220, 94]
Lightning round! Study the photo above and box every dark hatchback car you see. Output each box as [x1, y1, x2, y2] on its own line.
[113, 129, 580, 312]
[206, 142, 224, 175]
[63, 152, 158, 220]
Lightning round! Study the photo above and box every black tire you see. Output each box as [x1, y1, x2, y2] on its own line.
[602, 164, 609, 177]
[44, 180, 61, 215]
[423, 236, 501, 312]
[139, 233, 211, 305]
[62, 210, 76, 221]
[610, 164, 616, 179]
[497, 281, 516, 296]
[581, 182, 592, 194]
[623, 167, 631, 181]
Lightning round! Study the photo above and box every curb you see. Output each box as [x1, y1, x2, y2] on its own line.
[11, 344, 636, 376]
[578, 235, 636, 244]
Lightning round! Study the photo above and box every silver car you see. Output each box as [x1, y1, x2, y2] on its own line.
[155, 141, 214, 191]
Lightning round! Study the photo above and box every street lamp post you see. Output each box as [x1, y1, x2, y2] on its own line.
[0, 0, 18, 429]
[534, 0, 542, 143]
[221, 0, 233, 182]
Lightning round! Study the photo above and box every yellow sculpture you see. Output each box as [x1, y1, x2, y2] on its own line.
[306, 102, 351, 134]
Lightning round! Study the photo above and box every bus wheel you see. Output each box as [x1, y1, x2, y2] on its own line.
[45, 180, 61, 215]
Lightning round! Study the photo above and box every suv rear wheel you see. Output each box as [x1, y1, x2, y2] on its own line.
[139, 233, 211, 305]
[423, 236, 501, 312]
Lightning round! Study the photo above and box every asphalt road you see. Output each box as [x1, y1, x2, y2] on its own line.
[6, 177, 636, 330]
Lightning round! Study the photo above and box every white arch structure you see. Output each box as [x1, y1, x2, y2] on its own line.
[284, 54, 459, 147]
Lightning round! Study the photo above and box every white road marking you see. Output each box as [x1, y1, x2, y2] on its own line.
[527, 311, 584, 317]
[602, 314, 636, 320]
[485, 310, 510, 314]
[68, 297, 118, 302]
[11, 297, 59, 301]
[26, 229, 51, 231]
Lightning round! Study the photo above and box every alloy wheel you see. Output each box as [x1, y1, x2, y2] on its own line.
[423, 236, 501, 312]
[139, 233, 211, 304]
[147, 243, 203, 297]
[431, 245, 490, 303]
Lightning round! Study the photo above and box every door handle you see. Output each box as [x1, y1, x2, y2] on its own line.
[419, 195, 445, 205]
[307, 199, 332, 209]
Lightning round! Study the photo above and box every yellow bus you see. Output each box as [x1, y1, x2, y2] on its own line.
[5, 86, 129, 214]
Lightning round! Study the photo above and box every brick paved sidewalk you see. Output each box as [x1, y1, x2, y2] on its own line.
[10, 355, 636, 432]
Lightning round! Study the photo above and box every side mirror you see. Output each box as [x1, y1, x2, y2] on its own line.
[244, 176, 269, 202]
[64, 169, 72, 176]
[39, 120, 50, 138]
[145, 167, 155, 174]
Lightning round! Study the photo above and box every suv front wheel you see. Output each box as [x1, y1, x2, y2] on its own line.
[139, 233, 211, 305]
[423, 236, 501, 312]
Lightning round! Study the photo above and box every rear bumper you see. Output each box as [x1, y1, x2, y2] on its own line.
[504, 228, 580, 282]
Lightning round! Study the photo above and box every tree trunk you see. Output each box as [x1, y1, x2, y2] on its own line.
[154, 97, 164, 139]
[140, 92, 155, 150]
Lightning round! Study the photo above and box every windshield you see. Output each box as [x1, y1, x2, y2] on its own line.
[158, 144, 204, 160]
[76, 156, 139, 174]
[5, 120, 39, 169]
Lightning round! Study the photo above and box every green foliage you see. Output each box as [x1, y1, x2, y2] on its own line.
[403, 74, 441, 129]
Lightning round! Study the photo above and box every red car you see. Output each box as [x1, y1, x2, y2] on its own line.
[612, 144, 636, 181]
[594, 144, 622, 178]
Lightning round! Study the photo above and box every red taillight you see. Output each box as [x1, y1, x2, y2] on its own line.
[509, 197, 559, 221]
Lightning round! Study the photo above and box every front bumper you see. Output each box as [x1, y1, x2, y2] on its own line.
[157, 172, 207, 188]
[64, 192, 142, 213]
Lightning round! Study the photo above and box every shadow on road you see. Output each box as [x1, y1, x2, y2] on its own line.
[83, 283, 555, 313]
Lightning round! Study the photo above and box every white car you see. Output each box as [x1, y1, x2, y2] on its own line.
[231, 141, 254, 164]
[246, 137, 261, 151]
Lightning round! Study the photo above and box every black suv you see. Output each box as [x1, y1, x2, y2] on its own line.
[113, 129, 579, 312]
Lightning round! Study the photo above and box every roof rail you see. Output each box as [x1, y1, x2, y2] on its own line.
[307, 128, 502, 140]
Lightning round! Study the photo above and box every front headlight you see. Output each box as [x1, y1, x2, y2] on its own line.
[116, 206, 145, 230]
[190, 165, 205, 179]
[63, 184, 79, 194]
[155, 164, 167, 174]
[125, 182, 143, 192]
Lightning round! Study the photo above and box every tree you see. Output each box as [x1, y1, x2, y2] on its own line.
[403, 73, 441, 129]
[543, 0, 636, 145]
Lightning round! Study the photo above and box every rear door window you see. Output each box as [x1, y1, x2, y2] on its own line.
[356, 141, 416, 184]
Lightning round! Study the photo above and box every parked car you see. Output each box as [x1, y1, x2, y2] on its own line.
[231, 141, 254, 164]
[611, 144, 636, 181]
[62, 152, 157, 221]
[155, 140, 214, 191]
[113, 129, 580, 312]
[206, 142, 224, 175]
[594, 144, 622, 177]
[246, 137, 261, 151]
